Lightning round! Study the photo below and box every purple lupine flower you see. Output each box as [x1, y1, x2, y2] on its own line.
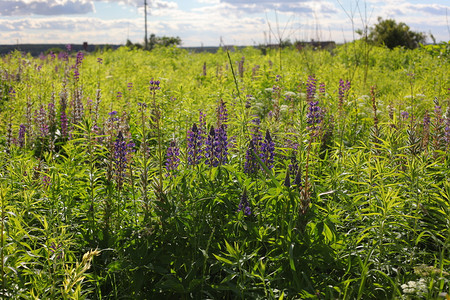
[58, 51, 68, 61]
[244, 140, 258, 174]
[216, 99, 228, 128]
[97, 57, 103, 64]
[117, 91, 122, 99]
[66, 44, 72, 52]
[284, 169, 291, 188]
[165, 140, 180, 176]
[73, 68, 80, 81]
[127, 82, 133, 92]
[338, 79, 346, 109]
[108, 111, 119, 122]
[205, 126, 216, 166]
[205, 125, 228, 167]
[113, 131, 132, 188]
[149, 78, 161, 94]
[245, 94, 253, 109]
[306, 75, 317, 102]
[319, 82, 326, 97]
[187, 123, 204, 165]
[237, 188, 251, 216]
[17, 124, 26, 147]
[306, 100, 323, 133]
[49, 51, 56, 60]
[423, 111, 431, 127]
[401, 111, 409, 120]
[207, 125, 228, 167]
[244, 123, 262, 174]
[35, 106, 49, 137]
[75, 51, 84, 67]
[260, 129, 275, 169]
[202, 62, 207, 76]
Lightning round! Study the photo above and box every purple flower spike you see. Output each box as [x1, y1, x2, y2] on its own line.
[306, 75, 317, 102]
[237, 188, 251, 216]
[165, 140, 180, 176]
[149, 78, 161, 94]
[306, 100, 323, 133]
[18, 124, 26, 147]
[113, 131, 133, 188]
[260, 129, 275, 170]
[216, 99, 228, 128]
[187, 123, 204, 166]
[205, 125, 228, 167]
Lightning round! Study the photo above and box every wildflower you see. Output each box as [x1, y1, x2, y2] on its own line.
[108, 111, 118, 122]
[338, 79, 350, 110]
[113, 131, 133, 188]
[17, 124, 26, 147]
[35, 106, 49, 137]
[149, 78, 161, 94]
[75, 51, 84, 67]
[165, 140, 180, 176]
[97, 57, 103, 64]
[214, 125, 229, 166]
[284, 169, 291, 188]
[216, 99, 228, 128]
[401, 111, 409, 120]
[244, 122, 262, 174]
[260, 129, 275, 169]
[319, 82, 326, 97]
[205, 125, 228, 167]
[237, 188, 251, 216]
[127, 82, 133, 91]
[306, 100, 323, 133]
[306, 75, 317, 102]
[187, 123, 204, 165]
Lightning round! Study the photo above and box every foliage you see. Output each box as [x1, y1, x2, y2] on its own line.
[368, 17, 427, 49]
[0, 41, 449, 299]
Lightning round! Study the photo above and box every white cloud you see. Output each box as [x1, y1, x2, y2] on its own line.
[0, 0, 94, 16]
[217, 0, 339, 15]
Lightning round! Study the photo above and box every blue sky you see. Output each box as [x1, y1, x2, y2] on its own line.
[0, 0, 449, 46]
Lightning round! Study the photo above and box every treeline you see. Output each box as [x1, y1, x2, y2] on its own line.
[0, 44, 120, 56]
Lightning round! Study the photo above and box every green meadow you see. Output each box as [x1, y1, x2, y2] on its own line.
[0, 42, 449, 299]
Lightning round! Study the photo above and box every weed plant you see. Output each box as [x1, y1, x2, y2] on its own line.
[0, 43, 449, 299]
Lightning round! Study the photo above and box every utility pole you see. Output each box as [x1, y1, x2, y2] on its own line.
[144, 0, 148, 50]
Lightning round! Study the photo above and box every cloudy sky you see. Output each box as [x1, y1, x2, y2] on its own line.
[0, 0, 449, 46]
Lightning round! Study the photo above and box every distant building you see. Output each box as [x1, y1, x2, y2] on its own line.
[295, 40, 336, 50]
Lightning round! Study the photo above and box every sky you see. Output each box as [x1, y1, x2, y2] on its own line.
[0, 0, 449, 46]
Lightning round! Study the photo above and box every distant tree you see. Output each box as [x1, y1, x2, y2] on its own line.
[148, 34, 181, 50]
[368, 17, 426, 49]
